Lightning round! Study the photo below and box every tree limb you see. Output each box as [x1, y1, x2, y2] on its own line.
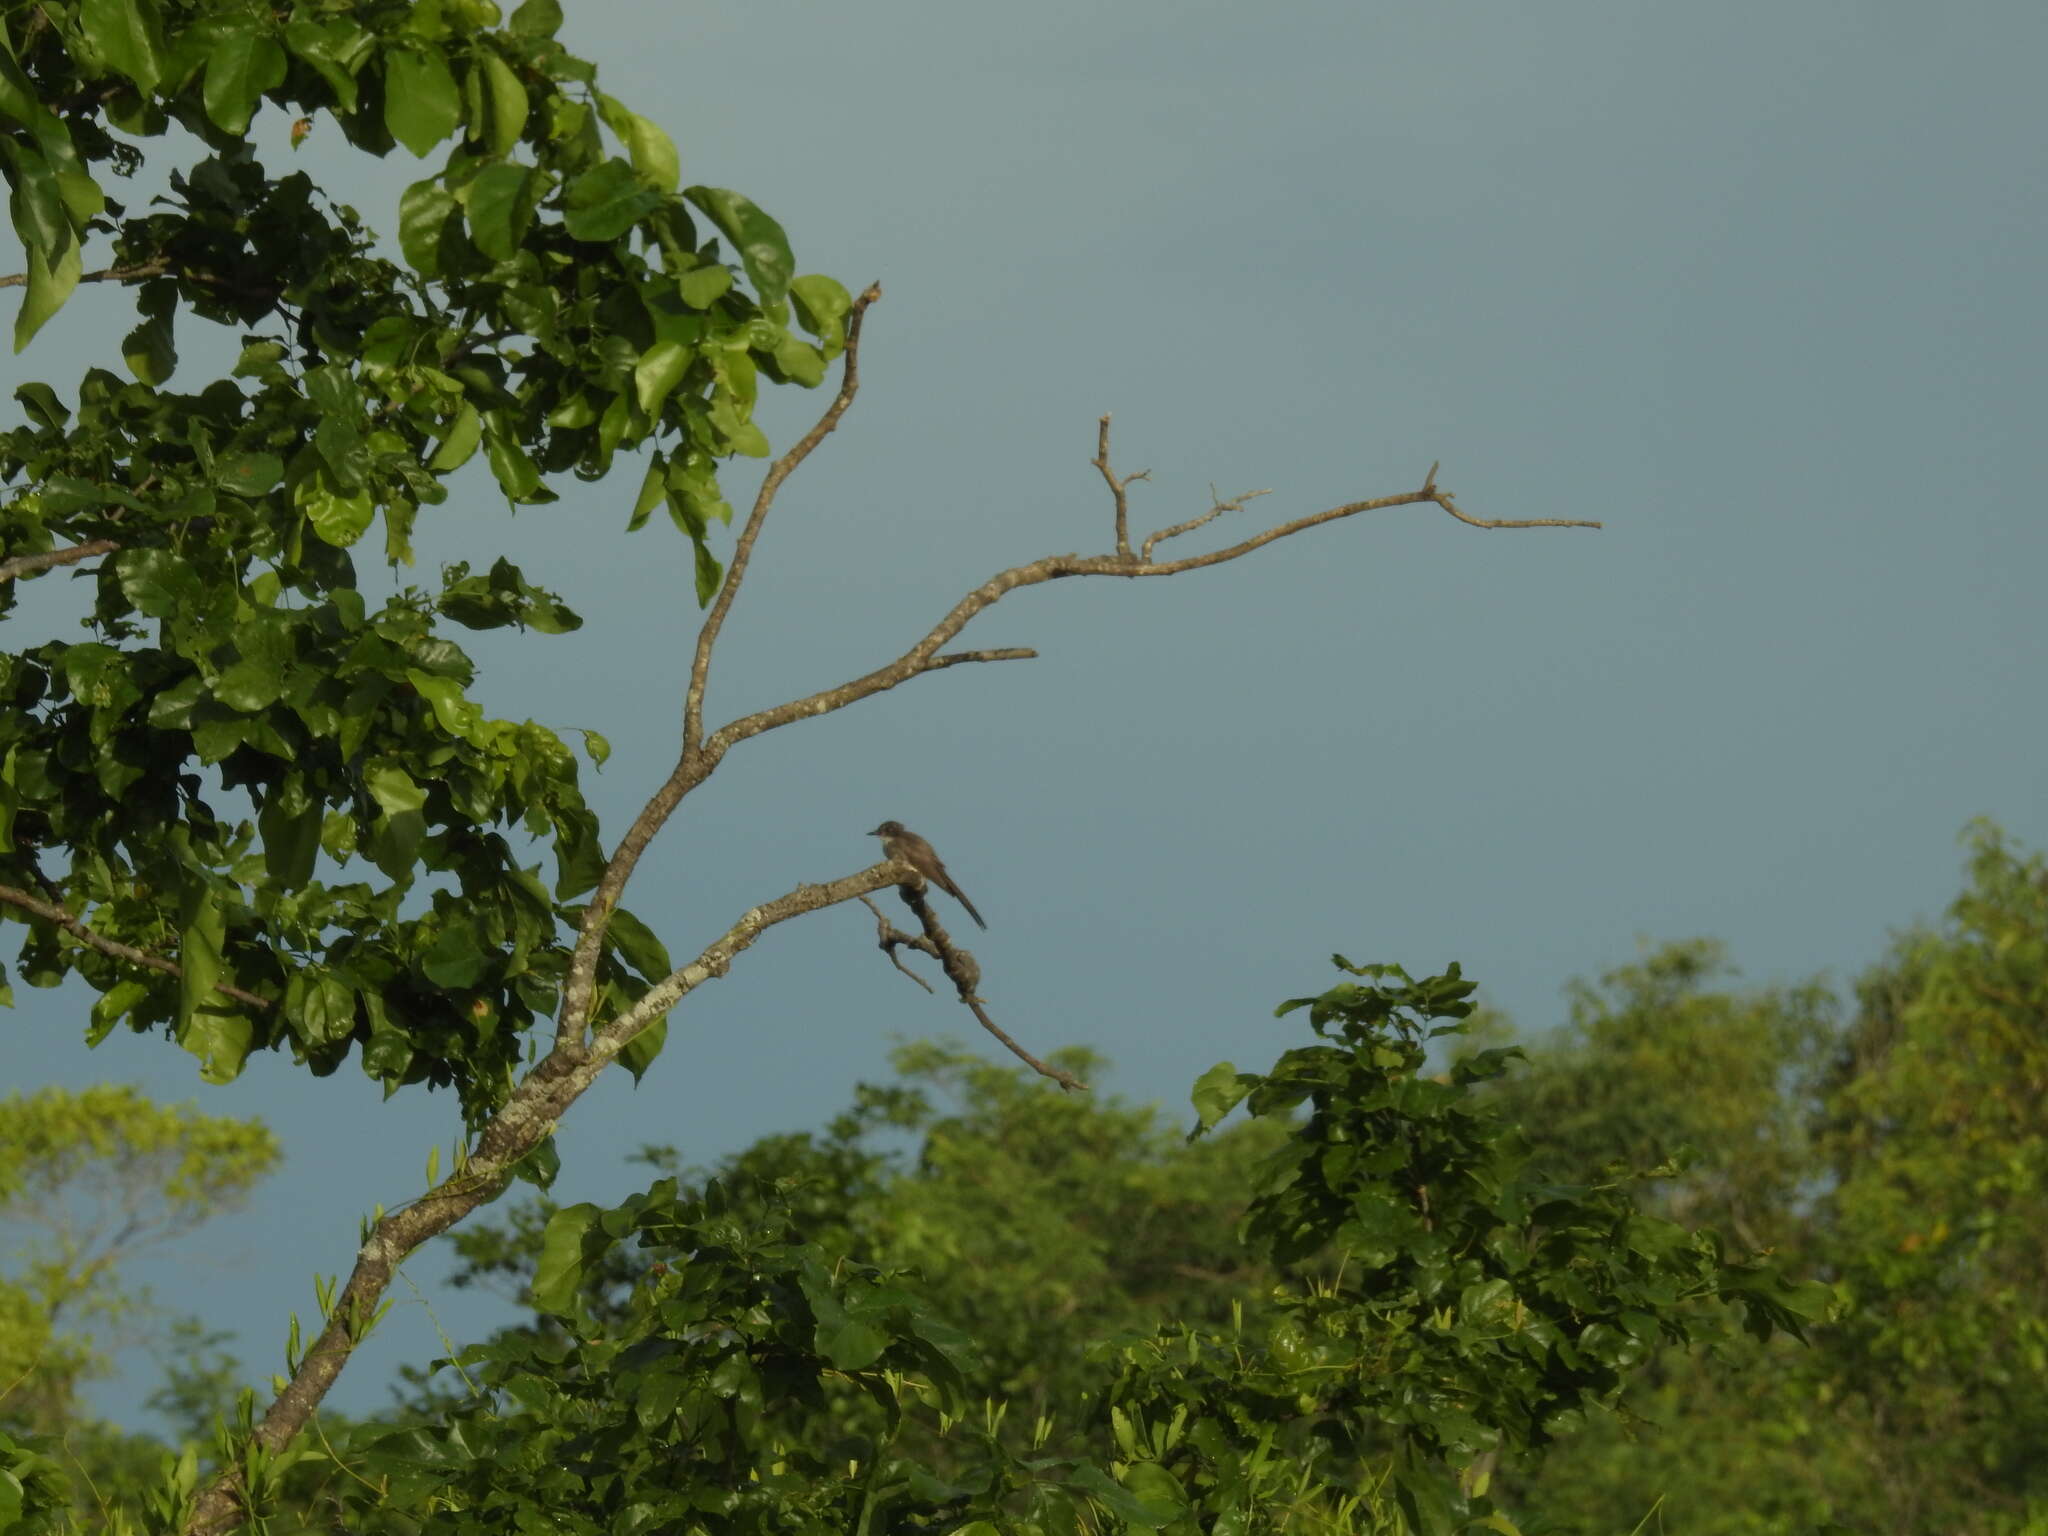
[0, 539, 120, 585]
[868, 873, 1086, 1093]
[0, 883, 273, 1012]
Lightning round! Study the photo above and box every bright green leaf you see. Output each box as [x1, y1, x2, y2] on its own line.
[203, 26, 287, 135]
[684, 186, 793, 308]
[598, 92, 679, 193]
[480, 51, 529, 156]
[384, 43, 462, 157]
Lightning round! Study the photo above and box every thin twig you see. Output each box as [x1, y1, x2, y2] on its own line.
[683, 282, 884, 756]
[0, 883, 272, 1012]
[870, 874, 1086, 1093]
[1091, 413, 1151, 559]
[860, 894, 936, 993]
[1142, 485, 1270, 562]
[0, 539, 119, 584]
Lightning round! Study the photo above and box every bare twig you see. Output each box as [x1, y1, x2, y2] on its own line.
[1091, 413, 1152, 559]
[0, 883, 273, 1012]
[870, 871, 1086, 1093]
[859, 894, 936, 993]
[683, 283, 884, 757]
[1142, 484, 1270, 562]
[557, 284, 884, 1051]
[0, 539, 119, 584]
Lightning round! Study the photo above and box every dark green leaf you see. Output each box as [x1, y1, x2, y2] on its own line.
[399, 178, 460, 274]
[462, 162, 536, 261]
[563, 159, 661, 242]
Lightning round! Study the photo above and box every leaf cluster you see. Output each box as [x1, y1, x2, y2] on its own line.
[0, 0, 846, 1117]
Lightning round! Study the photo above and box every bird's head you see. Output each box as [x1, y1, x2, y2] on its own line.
[868, 821, 906, 838]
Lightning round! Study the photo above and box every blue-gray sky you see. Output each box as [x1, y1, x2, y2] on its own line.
[5, 1, 2044, 1428]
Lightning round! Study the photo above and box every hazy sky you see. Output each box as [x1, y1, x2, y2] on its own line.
[5, 1, 2044, 1428]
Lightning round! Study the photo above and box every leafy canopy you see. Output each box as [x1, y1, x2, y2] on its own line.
[1, 0, 848, 1120]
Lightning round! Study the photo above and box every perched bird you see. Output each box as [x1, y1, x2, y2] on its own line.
[868, 820, 987, 930]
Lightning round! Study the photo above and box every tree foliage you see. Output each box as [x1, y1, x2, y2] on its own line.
[1490, 825, 2048, 1535]
[188, 962, 1814, 1536]
[0, 0, 846, 1119]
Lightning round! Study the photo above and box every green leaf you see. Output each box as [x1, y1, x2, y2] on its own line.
[598, 92, 679, 193]
[283, 17, 371, 114]
[364, 760, 426, 815]
[633, 339, 690, 417]
[510, 0, 563, 36]
[532, 1203, 607, 1316]
[300, 481, 375, 547]
[13, 381, 68, 428]
[121, 310, 177, 384]
[606, 908, 672, 981]
[203, 25, 287, 136]
[80, 0, 169, 93]
[692, 539, 723, 607]
[288, 971, 356, 1044]
[627, 453, 665, 532]
[384, 43, 462, 157]
[176, 884, 250, 1083]
[405, 669, 484, 742]
[115, 549, 199, 618]
[790, 273, 852, 351]
[618, 1011, 666, 1084]
[14, 225, 81, 352]
[399, 178, 460, 274]
[422, 922, 488, 988]
[483, 421, 546, 503]
[215, 656, 284, 712]
[563, 158, 661, 242]
[1189, 1061, 1253, 1136]
[461, 163, 537, 261]
[684, 186, 793, 308]
[677, 264, 732, 308]
[480, 51, 529, 156]
[215, 450, 284, 495]
[259, 784, 322, 888]
[428, 402, 483, 470]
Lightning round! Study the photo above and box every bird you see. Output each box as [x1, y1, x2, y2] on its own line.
[868, 820, 987, 930]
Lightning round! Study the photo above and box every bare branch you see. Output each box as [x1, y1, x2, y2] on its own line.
[870, 875, 1086, 1093]
[860, 895, 936, 992]
[1142, 484, 1270, 562]
[0, 539, 120, 585]
[556, 284, 883, 1052]
[683, 282, 884, 757]
[1091, 413, 1152, 558]
[0, 883, 273, 1012]
[695, 465, 1595, 765]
